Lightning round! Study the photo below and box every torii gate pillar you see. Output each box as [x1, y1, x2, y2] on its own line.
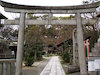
[15, 12, 25, 75]
[73, 28, 79, 66]
[76, 13, 88, 75]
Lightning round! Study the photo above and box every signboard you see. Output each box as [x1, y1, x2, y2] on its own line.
[88, 59, 100, 71]
[94, 59, 100, 70]
[88, 61, 95, 71]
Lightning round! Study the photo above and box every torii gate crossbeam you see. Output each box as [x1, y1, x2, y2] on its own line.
[4, 19, 97, 25]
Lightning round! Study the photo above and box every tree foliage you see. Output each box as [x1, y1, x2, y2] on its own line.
[0, 26, 18, 40]
[25, 14, 76, 64]
[25, 25, 44, 66]
[83, 0, 99, 50]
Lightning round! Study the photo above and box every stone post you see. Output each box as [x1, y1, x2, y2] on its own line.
[72, 28, 76, 66]
[0, 63, 3, 75]
[15, 12, 25, 75]
[3, 63, 7, 75]
[7, 63, 11, 75]
[11, 62, 15, 75]
[76, 13, 88, 75]
[48, 13, 53, 25]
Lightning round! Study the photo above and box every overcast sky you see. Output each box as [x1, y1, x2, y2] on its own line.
[1, 0, 84, 19]
[2, 0, 83, 6]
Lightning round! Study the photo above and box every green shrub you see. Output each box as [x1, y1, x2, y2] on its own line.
[25, 57, 34, 66]
[66, 72, 69, 75]
[37, 51, 42, 60]
[62, 49, 70, 63]
[25, 48, 34, 66]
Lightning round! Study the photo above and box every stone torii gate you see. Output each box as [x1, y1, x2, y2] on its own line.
[0, 1, 100, 75]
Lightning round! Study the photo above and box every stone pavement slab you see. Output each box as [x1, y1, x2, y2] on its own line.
[40, 56, 66, 75]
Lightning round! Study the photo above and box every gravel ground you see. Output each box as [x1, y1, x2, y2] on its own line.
[22, 57, 51, 75]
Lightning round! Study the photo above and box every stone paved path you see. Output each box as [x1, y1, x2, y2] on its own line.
[40, 56, 66, 75]
[22, 57, 50, 75]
